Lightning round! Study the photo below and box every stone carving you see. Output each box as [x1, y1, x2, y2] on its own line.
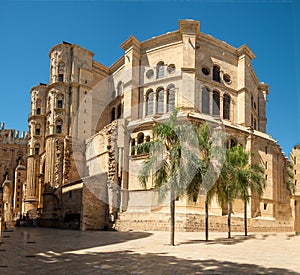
[63, 135, 72, 183]
[54, 138, 64, 187]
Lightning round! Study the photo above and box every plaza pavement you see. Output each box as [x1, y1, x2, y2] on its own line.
[0, 227, 300, 274]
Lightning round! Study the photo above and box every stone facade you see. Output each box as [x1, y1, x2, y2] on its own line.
[26, 19, 294, 232]
[289, 145, 300, 232]
[0, 123, 27, 225]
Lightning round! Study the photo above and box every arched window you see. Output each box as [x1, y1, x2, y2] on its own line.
[56, 119, 63, 134]
[146, 89, 154, 116]
[167, 85, 175, 112]
[227, 138, 237, 149]
[202, 87, 210, 114]
[111, 107, 116, 122]
[137, 133, 144, 154]
[117, 82, 123, 96]
[34, 143, 40, 155]
[117, 104, 122, 119]
[57, 94, 64, 109]
[131, 139, 135, 156]
[58, 61, 65, 82]
[223, 94, 231, 120]
[156, 61, 165, 79]
[36, 99, 41, 115]
[213, 65, 220, 82]
[145, 136, 151, 153]
[157, 87, 164, 113]
[35, 123, 41, 135]
[213, 91, 220, 116]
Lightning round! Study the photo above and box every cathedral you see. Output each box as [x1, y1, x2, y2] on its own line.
[0, 124, 27, 227]
[17, 19, 295, 231]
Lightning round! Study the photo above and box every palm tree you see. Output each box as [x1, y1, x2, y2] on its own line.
[286, 161, 296, 195]
[231, 146, 265, 236]
[186, 123, 226, 241]
[137, 109, 199, 245]
[218, 145, 265, 238]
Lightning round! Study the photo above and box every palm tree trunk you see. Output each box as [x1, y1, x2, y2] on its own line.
[205, 194, 209, 241]
[244, 200, 247, 236]
[170, 189, 175, 246]
[228, 189, 231, 239]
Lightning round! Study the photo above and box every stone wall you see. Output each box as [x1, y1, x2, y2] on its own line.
[81, 174, 109, 231]
[116, 212, 294, 233]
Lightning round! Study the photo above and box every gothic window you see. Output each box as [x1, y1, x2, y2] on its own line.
[213, 65, 220, 82]
[156, 61, 165, 79]
[36, 99, 41, 115]
[58, 61, 65, 82]
[131, 139, 135, 156]
[58, 74, 64, 82]
[117, 104, 122, 119]
[57, 94, 64, 109]
[227, 138, 237, 149]
[202, 87, 210, 114]
[157, 87, 164, 113]
[137, 133, 144, 154]
[35, 124, 41, 135]
[223, 94, 231, 120]
[167, 85, 175, 112]
[34, 143, 40, 155]
[213, 91, 220, 116]
[56, 119, 63, 134]
[111, 107, 116, 122]
[117, 82, 123, 96]
[146, 89, 154, 116]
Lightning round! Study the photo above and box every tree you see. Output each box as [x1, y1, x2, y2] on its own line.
[232, 146, 265, 236]
[186, 123, 225, 241]
[286, 161, 296, 195]
[137, 109, 199, 245]
[218, 145, 265, 238]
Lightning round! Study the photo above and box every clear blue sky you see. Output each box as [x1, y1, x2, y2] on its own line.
[0, 0, 299, 155]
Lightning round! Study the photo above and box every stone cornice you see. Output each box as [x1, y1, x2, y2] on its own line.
[237, 44, 256, 60]
[30, 84, 47, 94]
[49, 42, 94, 58]
[120, 35, 141, 52]
[179, 19, 200, 35]
[109, 56, 125, 74]
[141, 31, 182, 53]
[92, 60, 109, 74]
[197, 33, 238, 57]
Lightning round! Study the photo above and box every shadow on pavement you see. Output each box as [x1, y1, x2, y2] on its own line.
[2, 249, 299, 274]
[179, 234, 257, 246]
[0, 227, 152, 252]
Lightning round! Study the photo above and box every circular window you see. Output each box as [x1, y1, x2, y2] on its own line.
[167, 64, 176, 74]
[201, 67, 210, 75]
[223, 74, 231, 83]
[146, 69, 154, 79]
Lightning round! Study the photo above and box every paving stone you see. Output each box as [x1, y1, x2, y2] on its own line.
[0, 227, 300, 274]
